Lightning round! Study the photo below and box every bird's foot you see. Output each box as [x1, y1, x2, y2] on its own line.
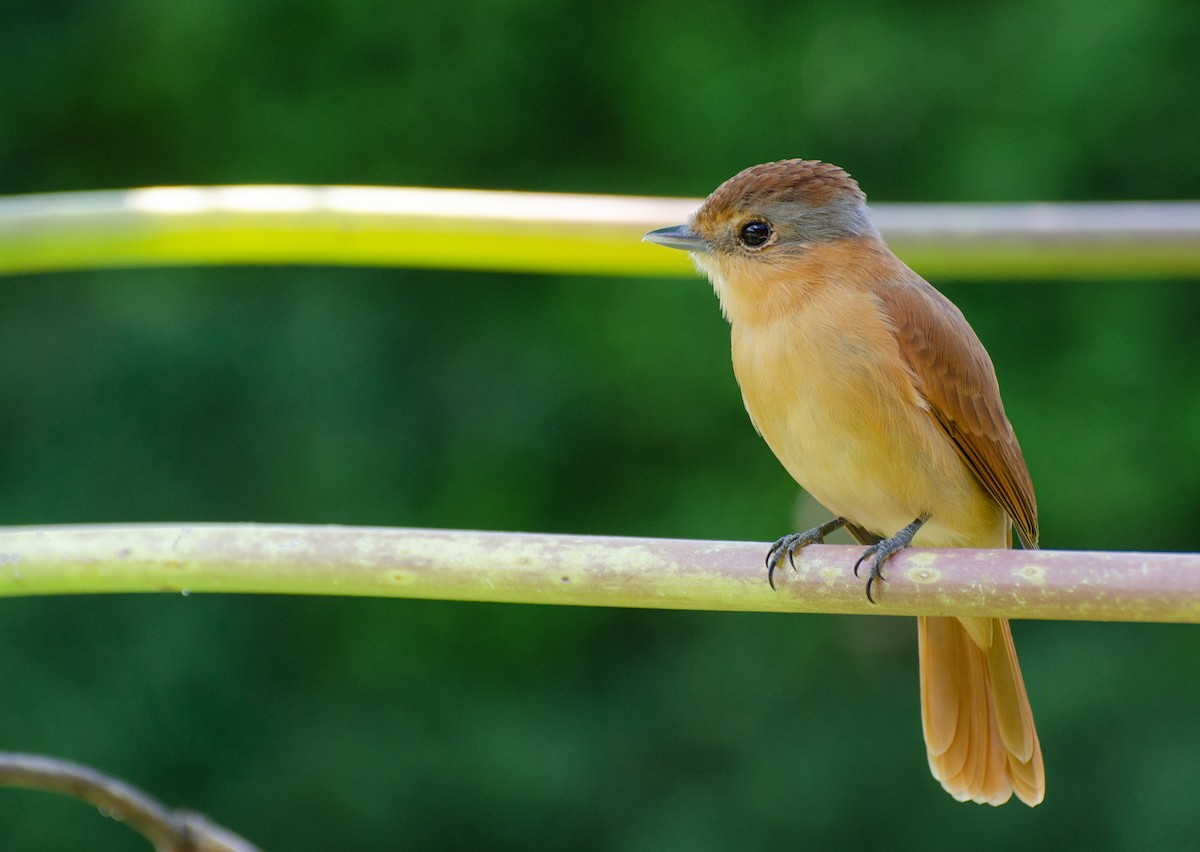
[852, 515, 928, 603]
[766, 517, 848, 590]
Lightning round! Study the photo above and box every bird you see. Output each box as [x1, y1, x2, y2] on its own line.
[643, 159, 1044, 806]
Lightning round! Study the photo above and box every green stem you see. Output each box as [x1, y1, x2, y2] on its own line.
[3, 187, 1200, 279]
[1, 523, 1196, 623]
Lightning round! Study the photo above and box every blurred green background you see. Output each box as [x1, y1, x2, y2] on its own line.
[3, 0, 1200, 849]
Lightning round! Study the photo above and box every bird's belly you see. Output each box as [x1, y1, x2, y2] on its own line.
[732, 316, 1002, 547]
[760, 381, 934, 535]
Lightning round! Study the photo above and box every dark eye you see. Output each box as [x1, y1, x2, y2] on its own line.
[737, 220, 772, 248]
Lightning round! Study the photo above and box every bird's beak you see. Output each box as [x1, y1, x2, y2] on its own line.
[643, 224, 709, 252]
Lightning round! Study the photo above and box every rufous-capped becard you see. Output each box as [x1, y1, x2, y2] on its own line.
[645, 159, 1044, 806]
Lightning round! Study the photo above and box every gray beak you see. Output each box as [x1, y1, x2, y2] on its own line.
[643, 224, 709, 252]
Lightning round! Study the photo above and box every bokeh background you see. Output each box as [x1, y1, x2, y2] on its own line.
[3, 1, 1200, 849]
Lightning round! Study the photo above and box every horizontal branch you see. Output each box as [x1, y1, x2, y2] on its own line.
[2, 186, 1199, 279]
[0, 524, 1196, 623]
[0, 752, 261, 852]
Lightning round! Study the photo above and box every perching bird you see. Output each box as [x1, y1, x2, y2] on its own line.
[644, 159, 1044, 806]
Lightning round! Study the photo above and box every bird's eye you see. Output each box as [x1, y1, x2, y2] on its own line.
[737, 220, 772, 248]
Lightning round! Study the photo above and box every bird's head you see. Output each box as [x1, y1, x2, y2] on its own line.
[644, 159, 879, 318]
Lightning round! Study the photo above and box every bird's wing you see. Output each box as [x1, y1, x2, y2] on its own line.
[877, 275, 1038, 547]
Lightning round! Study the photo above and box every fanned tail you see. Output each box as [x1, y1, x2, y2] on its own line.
[918, 615, 1045, 806]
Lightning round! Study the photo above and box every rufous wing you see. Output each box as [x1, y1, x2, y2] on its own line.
[877, 273, 1038, 548]
[879, 268, 1044, 805]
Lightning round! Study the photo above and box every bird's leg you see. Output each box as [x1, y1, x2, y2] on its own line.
[766, 517, 848, 590]
[853, 515, 928, 603]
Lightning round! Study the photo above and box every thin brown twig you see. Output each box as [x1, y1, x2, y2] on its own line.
[0, 752, 261, 852]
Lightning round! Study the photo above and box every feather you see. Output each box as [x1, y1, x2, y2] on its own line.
[919, 615, 1044, 805]
[877, 276, 1039, 548]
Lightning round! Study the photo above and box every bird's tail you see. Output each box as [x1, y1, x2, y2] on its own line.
[917, 615, 1045, 805]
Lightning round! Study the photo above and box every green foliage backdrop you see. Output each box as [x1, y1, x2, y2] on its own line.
[2, 0, 1199, 849]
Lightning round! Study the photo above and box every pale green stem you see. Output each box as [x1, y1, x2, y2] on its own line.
[0, 524, 1196, 623]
